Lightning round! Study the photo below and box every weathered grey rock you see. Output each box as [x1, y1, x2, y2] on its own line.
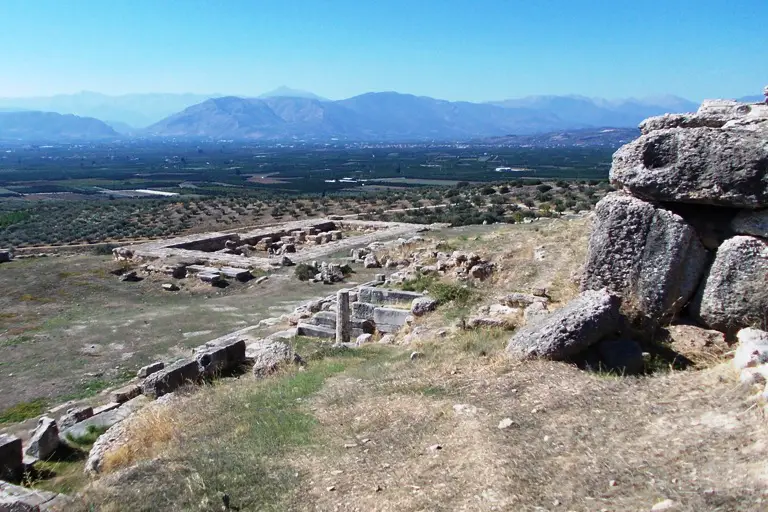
[500, 293, 548, 308]
[373, 307, 412, 333]
[611, 127, 768, 208]
[0, 249, 12, 263]
[379, 334, 395, 344]
[137, 361, 164, 379]
[523, 301, 549, 325]
[467, 317, 514, 329]
[363, 253, 381, 269]
[24, 417, 59, 461]
[0, 480, 73, 510]
[689, 236, 768, 334]
[640, 113, 728, 134]
[506, 289, 622, 360]
[582, 193, 708, 320]
[469, 263, 494, 280]
[596, 338, 644, 374]
[356, 333, 373, 344]
[198, 271, 221, 284]
[411, 297, 438, 316]
[111, 384, 142, 404]
[58, 406, 94, 430]
[245, 339, 301, 377]
[195, 339, 246, 377]
[733, 328, 768, 370]
[161, 282, 180, 291]
[731, 209, 768, 238]
[0, 435, 22, 482]
[142, 358, 200, 398]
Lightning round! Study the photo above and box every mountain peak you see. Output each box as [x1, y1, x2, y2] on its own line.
[258, 86, 326, 101]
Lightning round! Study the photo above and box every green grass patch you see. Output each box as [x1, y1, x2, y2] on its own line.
[65, 425, 110, 447]
[0, 398, 48, 424]
[0, 334, 33, 347]
[61, 378, 113, 402]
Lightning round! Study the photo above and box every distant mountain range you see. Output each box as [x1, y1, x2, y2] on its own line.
[0, 111, 117, 141]
[0, 88, 760, 142]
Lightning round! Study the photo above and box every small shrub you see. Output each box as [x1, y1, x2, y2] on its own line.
[294, 263, 317, 281]
[66, 425, 110, 446]
[429, 282, 474, 305]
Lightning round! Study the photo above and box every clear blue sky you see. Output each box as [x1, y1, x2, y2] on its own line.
[0, 0, 764, 101]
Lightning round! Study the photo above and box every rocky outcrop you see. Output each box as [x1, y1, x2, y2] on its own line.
[582, 193, 707, 320]
[578, 98, 768, 334]
[506, 290, 622, 360]
[689, 236, 768, 334]
[411, 297, 438, 316]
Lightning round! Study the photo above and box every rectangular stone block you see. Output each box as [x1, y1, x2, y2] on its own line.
[219, 267, 253, 281]
[297, 323, 336, 339]
[195, 339, 246, 376]
[358, 287, 423, 305]
[373, 307, 412, 333]
[58, 406, 94, 430]
[0, 434, 22, 482]
[198, 271, 222, 284]
[137, 361, 164, 379]
[111, 384, 142, 404]
[351, 301, 377, 321]
[142, 358, 200, 398]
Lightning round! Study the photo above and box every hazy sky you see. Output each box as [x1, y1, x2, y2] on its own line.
[0, 0, 765, 101]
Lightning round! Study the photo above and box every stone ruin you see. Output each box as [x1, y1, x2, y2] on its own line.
[508, 98, 768, 372]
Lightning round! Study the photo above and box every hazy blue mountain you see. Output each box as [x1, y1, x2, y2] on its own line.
[258, 86, 327, 101]
[147, 97, 287, 138]
[147, 91, 706, 141]
[738, 95, 763, 103]
[0, 91, 218, 127]
[491, 95, 699, 128]
[0, 111, 118, 140]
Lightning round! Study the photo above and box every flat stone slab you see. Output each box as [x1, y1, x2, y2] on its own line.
[142, 358, 201, 398]
[60, 395, 149, 441]
[111, 384, 142, 404]
[219, 267, 253, 281]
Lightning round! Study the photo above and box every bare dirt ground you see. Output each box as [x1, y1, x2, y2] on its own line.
[0, 252, 383, 418]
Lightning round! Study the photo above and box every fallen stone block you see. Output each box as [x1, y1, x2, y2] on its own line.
[220, 267, 253, 281]
[411, 296, 438, 316]
[24, 417, 59, 461]
[198, 271, 222, 284]
[58, 406, 94, 430]
[374, 307, 412, 334]
[111, 384, 142, 404]
[466, 316, 515, 330]
[142, 358, 200, 398]
[500, 293, 548, 308]
[0, 434, 22, 482]
[137, 361, 164, 379]
[296, 323, 336, 339]
[195, 339, 246, 377]
[92, 402, 121, 415]
[507, 289, 622, 361]
[0, 249, 12, 263]
[246, 339, 303, 377]
[162, 283, 180, 291]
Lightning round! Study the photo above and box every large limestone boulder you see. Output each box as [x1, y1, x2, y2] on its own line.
[506, 289, 622, 361]
[690, 236, 768, 334]
[24, 417, 59, 460]
[581, 193, 708, 320]
[611, 127, 768, 208]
